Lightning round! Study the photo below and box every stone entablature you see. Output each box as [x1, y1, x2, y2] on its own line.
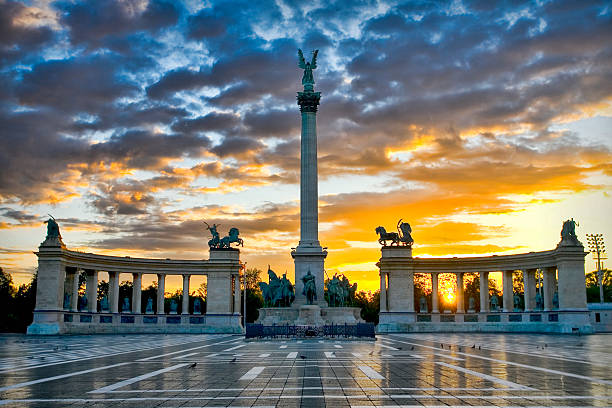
[27, 238, 243, 335]
[377, 240, 592, 334]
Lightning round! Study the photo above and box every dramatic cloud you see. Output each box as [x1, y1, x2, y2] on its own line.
[0, 0, 611, 290]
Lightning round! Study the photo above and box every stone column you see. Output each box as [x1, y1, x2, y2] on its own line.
[85, 269, 98, 313]
[109, 271, 119, 314]
[182, 274, 190, 314]
[292, 81, 327, 307]
[502, 270, 514, 312]
[455, 273, 464, 313]
[479, 271, 489, 312]
[233, 274, 241, 315]
[431, 273, 439, 313]
[543, 266, 556, 311]
[379, 272, 387, 312]
[132, 273, 142, 314]
[157, 273, 165, 314]
[523, 268, 537, 312]
[27, 239, 67, 335]
[71, 269, 80, 312]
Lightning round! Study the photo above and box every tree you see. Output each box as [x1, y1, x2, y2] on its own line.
[354, 290, 380, 324]
[245, 268, 263, 292]
[0, 267, 16, 331]
[241, 267, 264, 323]
[586, 269, 611, 303]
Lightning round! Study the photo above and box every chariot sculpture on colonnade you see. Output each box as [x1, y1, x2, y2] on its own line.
[204, 222, 243, 248]
[376, 219, 414, 247]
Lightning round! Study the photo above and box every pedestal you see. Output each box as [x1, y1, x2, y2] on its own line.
[292, 246, 327, 307]
[296, 305, 325, 326]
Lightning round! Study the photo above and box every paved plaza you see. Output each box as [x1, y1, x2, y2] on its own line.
[0, 333, 611, 407]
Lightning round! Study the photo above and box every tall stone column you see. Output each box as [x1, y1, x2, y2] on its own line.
[523, 268, 537, 311]
[379, 272, 388, 312]
[292, 62, 327, 306]
[85, 269, 98, 313]
[132, 273, 142, 314]
[431, 273, 439, 313]
[182, 274, 190, 314]
[233, 274, 241, 314]
[109, 271, 119, 314]
[71, 269, 80, 312]
[502, 270, 514, 312]
[157, 273, 165, 314]
[556, 245, 588, 310]
[543, 266, 556, 311]
[479, 271, 489, 312]
[455, 273, 464, 313]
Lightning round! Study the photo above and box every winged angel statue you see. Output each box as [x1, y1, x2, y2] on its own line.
[298, 49, 318, 91]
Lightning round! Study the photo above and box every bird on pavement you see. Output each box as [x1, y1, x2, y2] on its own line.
[410, 346, 414, 350]
[230, 357, 237, 363]
[440, 343, 444, 348]
[300, 355, 306, 359]
[189, 362, 197, 368]
[471, 344, 476, 349]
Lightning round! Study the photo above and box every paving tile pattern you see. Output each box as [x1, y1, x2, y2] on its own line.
[0, 333, 610, 407]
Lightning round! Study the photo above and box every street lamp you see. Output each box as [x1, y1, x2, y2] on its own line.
[586, 234, 607, 303]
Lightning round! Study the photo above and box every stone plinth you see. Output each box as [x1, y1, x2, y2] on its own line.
[296, 305, 325, 326]
[256, 306, 364, 326]
[292, 246, 327, 306]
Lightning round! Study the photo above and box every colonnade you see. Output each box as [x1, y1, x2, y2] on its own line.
[27, 235, 244, 335]
[62, 269, 242, 316]
[379, 267, 558, 314]
[376, 242, 592, 333]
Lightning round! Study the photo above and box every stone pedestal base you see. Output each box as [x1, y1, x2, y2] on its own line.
[27, 311, 63, 335]
[204, 314, 244, 334]
[256, 306, 364, 326]
[296, 305, 325, 326]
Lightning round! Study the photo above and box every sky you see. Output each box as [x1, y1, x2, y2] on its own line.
[0, 0, 611, 293]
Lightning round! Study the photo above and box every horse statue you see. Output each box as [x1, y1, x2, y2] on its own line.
[220, 227, 243, 248]
[204, 222, 221, 248]
[326, 275, 342, 307]
[258, 266, 294, 307]
[278, 273, 295, 306]
[301, 270, 317, 305]
[375, 226, 400, 246]
[397, 219, 414, 247]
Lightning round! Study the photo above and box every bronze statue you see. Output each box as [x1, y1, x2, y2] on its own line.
[44, 215, 61, 240]
[301, 270, 317, 305]
[376, 219, 415, 247]
[559, 218, 581, 246]
[204, 222, 220, 248]
[375, 226, 400, 246]
[397, 219, 414, 247]
[259, 266, 294, 307]
[220, 227, 243, 248]
[298, 49, 318, 92]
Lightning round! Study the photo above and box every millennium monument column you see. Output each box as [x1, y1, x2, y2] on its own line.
[292, 49, 327, 307]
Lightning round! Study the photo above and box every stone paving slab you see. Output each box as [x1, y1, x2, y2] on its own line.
[0, 333, 611, 407]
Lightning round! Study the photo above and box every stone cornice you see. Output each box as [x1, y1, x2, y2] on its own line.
[37, 246, 240, 275]
[379, 246, 588, 273]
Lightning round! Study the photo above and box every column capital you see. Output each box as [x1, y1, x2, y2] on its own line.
[297, 91, 321, 113]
